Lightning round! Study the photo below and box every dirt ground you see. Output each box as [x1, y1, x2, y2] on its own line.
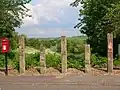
[0, 67, 120, 76]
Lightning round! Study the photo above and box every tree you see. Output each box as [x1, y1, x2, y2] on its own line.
[70, 0, 120, 56]
[0, 0, 31, 50]
[0, 0, 31, 38]
[104, 1, 120, 36]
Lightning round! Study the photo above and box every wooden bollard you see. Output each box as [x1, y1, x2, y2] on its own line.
[61, 36, 67, 73]
[19, 36, 25, 74]
[85, 44, 91, 74]
[107, 33, 113, 73]
[40, 45, 46, 74]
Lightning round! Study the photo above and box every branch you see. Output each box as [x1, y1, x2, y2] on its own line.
[70, 0, 81, 7]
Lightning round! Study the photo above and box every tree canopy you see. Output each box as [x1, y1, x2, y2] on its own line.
[70, 0, 120, 56]
[0, 0, 31, 37]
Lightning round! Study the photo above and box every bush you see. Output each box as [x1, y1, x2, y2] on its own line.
[8, 51, 19, 70]
[114, 55, 120, 66]
[0, 54, 5, 68]
[0, 51, 19, 69]
[67, 40, 84, 54]
[67, 53, 85, 69]
[114, 59, 120, 66]
[91, 54, 107, 68]
[25, 53, 40, 69]
[46, 52, 85, 70]
[46, 53, 61, 69]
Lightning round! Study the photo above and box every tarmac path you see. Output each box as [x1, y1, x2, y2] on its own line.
[0, 75, 120, 90]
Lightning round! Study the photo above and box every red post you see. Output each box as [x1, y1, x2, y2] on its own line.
[0, 37, 10, 76]
[1, 38, 10, 53]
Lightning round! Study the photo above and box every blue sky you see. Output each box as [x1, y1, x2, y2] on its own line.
[16, 0, 81, 38]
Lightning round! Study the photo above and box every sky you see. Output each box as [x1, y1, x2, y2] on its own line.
[16, 0, 81, 38]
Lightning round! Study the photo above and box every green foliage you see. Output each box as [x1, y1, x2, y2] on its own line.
[0, 54, 5, 68]
[46, 53, 61, 69]
[25, 53, 40, 69]
[9, 32, 19, 50]
[70, 0, 120, 56]
[113, 55, 120, 66]
[8, 52, 61, 70]
[26, 38, 58, 49]
[0, 49, 111, 71]
[26, 38, 41, 49]
[46, 53, 85, 70]
[8, 51, 19, 70]
[0, 0, 31, 38]
[56, 36, 86, 53]
[104, 1, 120, 36]
[8, 52, 40, 70]
[91, 54, 107, 68]
[26, 36, 87, 53]
[68, 53, 85, 69]
[0, 51, 19, 69]
[54, 36, 86, 70]
[67, 39, 84, 54]
[114, 59, 120, 66]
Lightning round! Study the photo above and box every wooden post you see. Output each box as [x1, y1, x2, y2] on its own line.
[107, 33, 113, 73]
[19, 36, 25, 74]
[40, 45, 46, 74]
[118, 44, 120, 58]
[61, 36, 67, 73]
[85, 44, 91, 74]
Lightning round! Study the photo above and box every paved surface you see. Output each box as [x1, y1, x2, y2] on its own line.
[0, 75, 120, 90]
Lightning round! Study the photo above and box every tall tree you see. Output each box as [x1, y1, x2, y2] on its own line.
[0, 0, 31, 38]
[70, 0, 120, 56]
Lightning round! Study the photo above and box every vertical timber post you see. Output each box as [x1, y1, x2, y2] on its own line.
[40, 45, 46, 74]
[61, 36, 67, 74]
[107, 33, 113, 73]
[118, 44, 120, 58]
[19, 36, 25, 74]
[85, 44, 91, 74]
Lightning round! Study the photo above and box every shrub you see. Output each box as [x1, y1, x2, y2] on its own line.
[114, 55, 120, 66]
[67, 53, 85, 69]
[0, 54, 5, 68]
[0, 51, 19, 69]
[25, 53, 40, 69]
[46, 53, 61, 69]
[91, 54, 107, 68]
[8, 51, 19, 70]
[114, 59, 120, 66]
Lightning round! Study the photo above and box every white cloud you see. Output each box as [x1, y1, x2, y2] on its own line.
[22, 0, 78, 27]
[16, 0, 81, 37]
